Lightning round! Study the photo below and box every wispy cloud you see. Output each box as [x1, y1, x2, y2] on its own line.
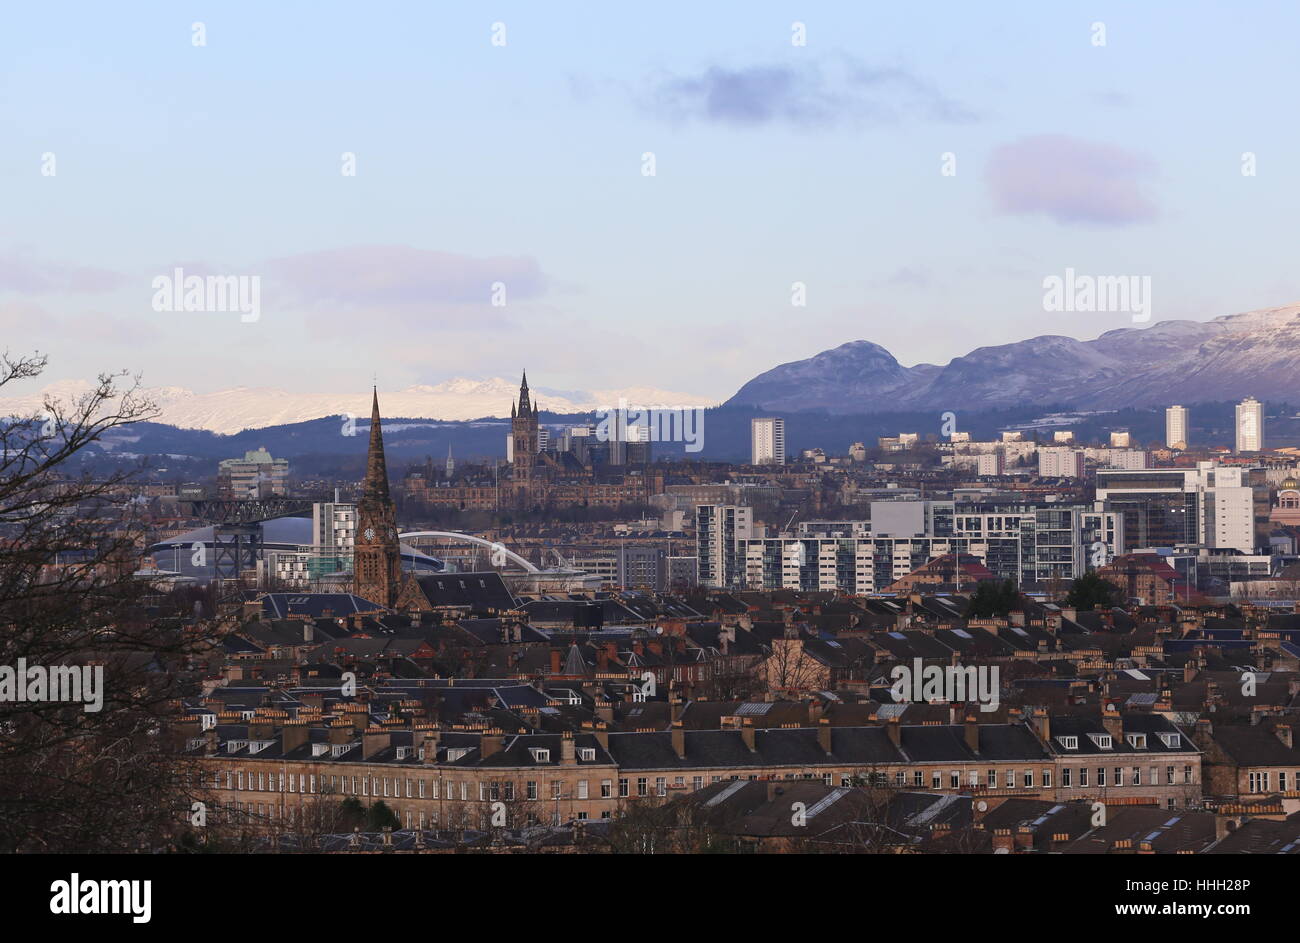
[985, 135, 1159, 226]
[263, 245, 548, 307]
[644, 57, 975, 129]
[0, 248, 125, 294]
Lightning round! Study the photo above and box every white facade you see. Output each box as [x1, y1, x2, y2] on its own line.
[1166, 405, 1189, 449]
[1236, 397, 1264, 453]
[1039, 447, 1084, 478]
[751, 417, 786, 466]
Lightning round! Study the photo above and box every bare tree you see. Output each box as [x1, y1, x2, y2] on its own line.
[0, 353, 220, 851]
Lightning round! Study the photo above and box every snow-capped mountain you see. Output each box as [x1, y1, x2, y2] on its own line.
[726, 303, 1300, 413]
[0, 377, 716, 435]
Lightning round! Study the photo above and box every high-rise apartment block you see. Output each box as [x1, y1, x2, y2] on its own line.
[1166, 405, 1189, 450]
[1236, 397, 1264, 453]
[751, 417, 786, 465]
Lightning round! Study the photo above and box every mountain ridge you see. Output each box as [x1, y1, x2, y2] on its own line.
[725, 303, 1300, 414]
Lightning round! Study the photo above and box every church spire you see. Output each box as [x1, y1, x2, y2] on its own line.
[362, 386, 390, 504]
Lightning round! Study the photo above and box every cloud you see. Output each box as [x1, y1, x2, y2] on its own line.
[262, 245, 548, 307]
[0, 248, 125, 294]
[985, 135, 1159, 226]
[645, 58, 974, 128]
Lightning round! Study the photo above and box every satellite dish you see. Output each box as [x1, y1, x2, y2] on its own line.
[976, 800, 988, 812]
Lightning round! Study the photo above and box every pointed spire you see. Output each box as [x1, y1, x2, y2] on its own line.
[517, 370, 532, 418]
[362, 386, 390, 504]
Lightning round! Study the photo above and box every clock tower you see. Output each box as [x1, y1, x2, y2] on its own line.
[354, 387, 401, 608]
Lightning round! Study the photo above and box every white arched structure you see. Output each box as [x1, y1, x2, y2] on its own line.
[399, 531, 540, 573]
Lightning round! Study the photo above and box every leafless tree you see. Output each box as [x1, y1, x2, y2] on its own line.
[0, 353, 221, 851]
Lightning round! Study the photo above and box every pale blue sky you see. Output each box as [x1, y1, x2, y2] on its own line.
[3, 1, 1298, 401]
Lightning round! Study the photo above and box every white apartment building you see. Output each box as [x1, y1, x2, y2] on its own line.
[1039, 447, 1085, 479]
[1166, 405, 1189, 450]
[751, 417, 786, 465]
[1236, 397, 1264, 453]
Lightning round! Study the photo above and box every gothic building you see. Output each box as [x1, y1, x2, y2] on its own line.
[511, 371, 539, 506]
[354, 388, 402, 607]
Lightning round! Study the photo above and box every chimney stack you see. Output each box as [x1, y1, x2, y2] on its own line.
[1102, 703, 1122, 741]
[480, 728, 505, 759]
[1277, 725, 1294, 749]
[886, 716, 901, 749]
[817, 717, 833, 755]
[671, 720, 686, 759]
[282, 720, 310, 755]
[741, 718, 757, 753]
[964, 714, 979, 754]
[561, 730, 577, 765]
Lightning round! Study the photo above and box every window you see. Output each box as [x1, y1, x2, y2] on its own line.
[1041, 769, 1052, 788]
[655, 777, 667, 797]
[914, 771, 924, 787]
[1079, 767, 1088, 787]
[1183, 765, 1192, 784]
[1165, 766, 1174, 785]
[527, 780, 538, 800]
[1132, 767, 1141, 786]
[602, 780, 613, 798]
[692, 776, 703, 791]
[1057, 736, 1079, 750]
[1159, 733, 1181, 749]
[1062, 768, 1072, 788]
[950, 771, 959, 788]
[579, 748, 596, 762]
[1023, 769, 1033, 788]
[1127, 733, 1148, 750]
[932, 771, 942, 789]
[987, 770, 996, 787]
[530, 748, 551, 763]
[577, 780, 589, 800]
[1089, 733, 1113, 749]
[1006, 769, 1015, 788]
[1097, 767, 1105, 787]
[636, 778, 648, 797]
[619, 778, 629, 797]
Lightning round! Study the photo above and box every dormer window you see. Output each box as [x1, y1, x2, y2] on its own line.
[1056, 735, 1079, 750]
[1088, 733, 1113, 749]
[395, 746, 411, 760]
[578, 747, 596, 762]
[529, 747, 551, 763]
[1159, 732, 1181, 749]
[1127, 733, 1148, 750]
[445, 747, 470, 762]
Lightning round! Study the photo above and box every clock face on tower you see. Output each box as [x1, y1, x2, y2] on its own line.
[363, 527, 375, 541]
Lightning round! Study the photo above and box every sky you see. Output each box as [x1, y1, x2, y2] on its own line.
[3, 1, 1300, 404]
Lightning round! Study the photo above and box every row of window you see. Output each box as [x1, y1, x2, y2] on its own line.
[1247, 771, 1295, 792]
[214, 763, 1199, 800]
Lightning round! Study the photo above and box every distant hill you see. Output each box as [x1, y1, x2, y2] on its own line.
[726, 303, 1300, 414]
